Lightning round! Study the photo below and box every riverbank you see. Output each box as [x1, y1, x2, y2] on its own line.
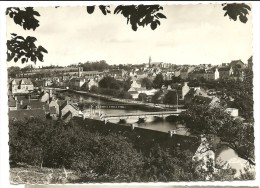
[67, 89, 168, 111]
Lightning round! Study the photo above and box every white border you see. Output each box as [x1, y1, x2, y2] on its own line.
[0, 1, 259, 188]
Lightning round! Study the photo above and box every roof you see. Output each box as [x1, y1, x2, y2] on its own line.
[11, 78, 33, 85]
[70, 77, 85, 82]
[70, 103, 79, 111]
[9, 109, 46, 121]
[218, 66, 231, 71]
[8, 96, 16, 107]
[57, 100, 67, 107]
[192, 69, 206, 74]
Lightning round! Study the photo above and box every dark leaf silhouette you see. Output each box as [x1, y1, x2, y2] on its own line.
[7, 34, 48, 64]
[222, 3, 251, 23]
[99, 5, 110, 15]
[113, 5, 166, 31]
[6, 7, 40, 30]
[86, 6, 95, 14]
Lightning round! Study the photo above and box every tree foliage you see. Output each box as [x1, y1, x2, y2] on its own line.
[222, 3, 251, 23]
[179, 104, 255, 166]
[153, 73, 164, 89]
[6, 7, 40, 30]
[141, 77, 153, 89]
[7, 34, 48, 64]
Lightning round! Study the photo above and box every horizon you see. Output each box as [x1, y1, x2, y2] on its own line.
[6, 4, 253, 68]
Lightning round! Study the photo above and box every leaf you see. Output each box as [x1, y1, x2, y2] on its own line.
[99, 5, 107, 15]
[114, 5, 123, 14]
[38, 45, 48, 54]
[151, 21, 157, 30]
[33, 11, 40, 16]
[156, 12, 166, 19]
[86, 6, 95, 14]
[239, 15, 248, 23]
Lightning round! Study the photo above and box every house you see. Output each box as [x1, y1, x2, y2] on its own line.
[40, 90, 53, 103]
[189, 69, 206, 80]
[61, 103, 83, 121]
[180, 67, 195, 80]
[128, 80, 142, 92]
[49, 106, 58, 119]
[218, 66, 233, 79]
[184, 87, 207, 105]
[230, 60, 246, 70]
[9, 78, 34, 94]
[87, 78, 99, 90]
[204, 67, 219, 80]
[182, 82, 190, 99]
[69, 77, 86, 89]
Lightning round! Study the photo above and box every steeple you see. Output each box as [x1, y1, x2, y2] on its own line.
[149, 56, 152, 68]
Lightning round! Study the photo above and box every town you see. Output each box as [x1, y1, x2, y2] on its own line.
[8, 56, 253, 123]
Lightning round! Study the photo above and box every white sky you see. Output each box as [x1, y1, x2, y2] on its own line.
[6, 3, 253, 68]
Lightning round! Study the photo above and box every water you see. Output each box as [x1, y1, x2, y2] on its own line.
[60, 91, 252, 176]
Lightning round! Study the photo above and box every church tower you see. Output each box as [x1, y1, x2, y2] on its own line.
[149, 56, 152, 68]
[78, 63, 83, 77]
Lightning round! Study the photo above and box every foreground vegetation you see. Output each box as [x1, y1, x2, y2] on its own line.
[9, 115, 254, 183]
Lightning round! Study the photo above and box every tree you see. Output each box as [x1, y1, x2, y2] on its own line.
[153, 74, 164, 89]
[163, 90, 177, 107]
[6, 7, 48, 64]
[8, 66, 20, 78]
[138, 93, 147, 102]
[179, 104, 255, 166]
[141, 77, 153, 90]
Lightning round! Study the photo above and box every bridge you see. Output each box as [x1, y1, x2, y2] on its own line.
[79, 101, 149, 109]
[100, 110, 186, 124]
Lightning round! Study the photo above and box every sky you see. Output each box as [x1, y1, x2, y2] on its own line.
[6, 4, 253, 68]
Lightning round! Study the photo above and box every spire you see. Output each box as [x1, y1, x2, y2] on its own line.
[149, 56, 152, 67]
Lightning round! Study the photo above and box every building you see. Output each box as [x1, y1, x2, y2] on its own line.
[189, 69, 206, 80]
[61, 103, 83, 122]
[87, 78, 99, 90]
[184, 87, 207, 105]
[248, 56, 253, 70]
[230, 60, 246, 70]
[182, 82, 190, 99]
[9, 78, 34, 94]
[180, 67, 195, 80]
[218, 66, 233, 79]
[69, 78, 86, 89]
[128, 80, 142, 92]
[204, 67, 219, 80]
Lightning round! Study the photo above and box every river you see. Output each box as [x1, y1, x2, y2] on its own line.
[58, 91, 252, 177]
